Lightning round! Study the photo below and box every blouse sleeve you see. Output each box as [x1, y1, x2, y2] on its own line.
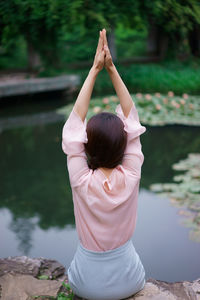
[115, 103, 146, 177]
[62, 108, 90, 187]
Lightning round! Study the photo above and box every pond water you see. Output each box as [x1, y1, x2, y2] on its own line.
[1, 100, 200, 283]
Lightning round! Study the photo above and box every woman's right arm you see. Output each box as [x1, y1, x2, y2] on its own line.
[106, 64, 133, 117]
[103, 29, 146, 176]
[102, 29, 133, 117]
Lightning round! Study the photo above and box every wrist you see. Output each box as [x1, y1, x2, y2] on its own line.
[106, 63, 116, 74]
[90, 65, 100, 77]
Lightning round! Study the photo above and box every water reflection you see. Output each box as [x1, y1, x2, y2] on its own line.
[0, 117, 200, 280]
[134, 189, 200, 282]
[1, 122, 200, 232]
[0, 122, 74, 231]
[1, 189, 200, 282]
[0, 208, 78, 268]
[141, 125, 200, 187]
[9, 216, 38, 255]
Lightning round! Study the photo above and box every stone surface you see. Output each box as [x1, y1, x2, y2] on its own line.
[128, 278, 200, 300]
[0, 274, 61, 300]
[0, 256, 41, 277]
[0, 256, 65, 280]
[39, 258, 66, 279]
[190, 279, 200, 298]
[0, 256, 200, 300]
[0, 74, 80, 97]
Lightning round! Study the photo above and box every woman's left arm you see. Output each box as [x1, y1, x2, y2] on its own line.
[73, 30, 105, 121]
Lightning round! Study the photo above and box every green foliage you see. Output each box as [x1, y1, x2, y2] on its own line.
[57, 294, 73, 300]
[136, 0, 200, 57]
[57, 93, 200, 126]
[0, 0, 84, 65]
[116, 25, 147, 58]
[150, 153, 200, 242]
[133, 93, 200, 126]
[1, 0, 200, 69]
[38, 275, 49, 280]
[0, 22, 148, 71]
[57, 282, 74, 300]
[138, 0, 200, 32]
[75, 59, 200, 95]
[0, 36, 27, 69]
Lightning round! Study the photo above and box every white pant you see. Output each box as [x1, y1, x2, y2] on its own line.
[67, 239, 145, 300]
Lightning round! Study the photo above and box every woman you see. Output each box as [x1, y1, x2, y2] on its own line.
[62, 29, 146, 300]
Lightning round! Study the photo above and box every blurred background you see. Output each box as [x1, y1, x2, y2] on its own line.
[0, 0, 200, 283]
[0, 0, 200, 93]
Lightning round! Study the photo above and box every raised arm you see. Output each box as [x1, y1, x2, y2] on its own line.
[103, 29, 133, 118]
[73, 31, 105, 122]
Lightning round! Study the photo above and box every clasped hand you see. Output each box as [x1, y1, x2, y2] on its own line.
[93, 28, 113, 72]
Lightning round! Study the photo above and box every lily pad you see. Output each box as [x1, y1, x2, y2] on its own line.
[150, 153, 200, 243]
[56, 93, 200, 127]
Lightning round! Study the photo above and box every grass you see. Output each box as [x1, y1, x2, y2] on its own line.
[117, 59, 200, 95]
[73, 59, 200, 96]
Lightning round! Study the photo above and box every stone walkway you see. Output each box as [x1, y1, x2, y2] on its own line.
[0, 73, 80, 98]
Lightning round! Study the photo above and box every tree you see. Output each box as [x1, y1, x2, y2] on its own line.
[1, 0, 200, 71]
[0, 0, 83, 69]
[74, 0, 142, 61]
[138, 0, 200, 58]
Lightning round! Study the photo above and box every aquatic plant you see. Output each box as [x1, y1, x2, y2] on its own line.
[150, 153, 200, 243]
[57, 92, 200, 126]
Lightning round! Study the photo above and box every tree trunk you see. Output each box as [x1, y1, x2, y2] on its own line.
[107, 27, 117, 62]
[157, 30, 169, 59]
[147, 17, 169, 59]
[188, 24, 200, 57]
[27, 41, 41, 71]
[146, 18, 159, 56]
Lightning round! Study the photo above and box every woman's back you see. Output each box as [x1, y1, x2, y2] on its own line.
[62, 104, 146, 251]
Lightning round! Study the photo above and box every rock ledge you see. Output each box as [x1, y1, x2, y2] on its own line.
[0, 256, 199, 300]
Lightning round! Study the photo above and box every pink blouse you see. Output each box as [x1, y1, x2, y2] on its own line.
[62, 103, 146, 251]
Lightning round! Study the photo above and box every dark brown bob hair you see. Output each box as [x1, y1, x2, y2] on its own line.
[84, 112, 127, 170]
